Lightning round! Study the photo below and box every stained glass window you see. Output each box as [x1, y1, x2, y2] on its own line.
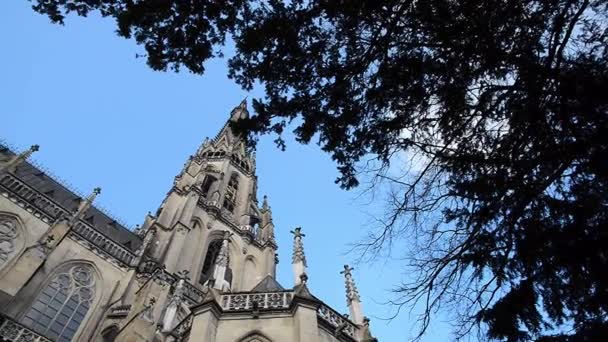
[22, 264, 96, 342]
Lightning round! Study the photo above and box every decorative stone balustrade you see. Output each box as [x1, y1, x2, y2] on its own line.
[182, 281, 206, 305]
[137, 260, 207, 306]
[171, 314, 193, 341]
[196, 199, 268, 248]
[221, 291, 293, 311]
[0, 314, 52, 342]
[0, 174, 62, 223]
[317, 304, 358, 338]
[72, 222, 136, 266]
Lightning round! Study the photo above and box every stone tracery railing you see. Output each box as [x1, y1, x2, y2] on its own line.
[171, 313, 193, 341]
[0, 174, 62, 223]
[196, 197, 275, 250]
[168, 290, 358, 340]
[72, 222, 136, 266]
[221, 291, 293, 311]
[182, 280, 207, 305]
[137, 260, 207, 306]
[0, 314, 52, 342]
[317, 304, 358, 339]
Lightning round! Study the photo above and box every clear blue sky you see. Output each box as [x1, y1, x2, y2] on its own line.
[0, 3, 455, 341]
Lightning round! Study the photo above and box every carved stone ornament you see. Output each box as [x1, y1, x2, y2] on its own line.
[0, 215, 19, 266]
[205, 164, 220, 174]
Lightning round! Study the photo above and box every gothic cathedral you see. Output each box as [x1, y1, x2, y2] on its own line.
[0, 101, 377, 342]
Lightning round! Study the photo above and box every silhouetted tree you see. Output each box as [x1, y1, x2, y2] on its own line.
[31, 0, 608, 340]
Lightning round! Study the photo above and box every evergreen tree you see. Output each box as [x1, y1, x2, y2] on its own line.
[31, 0, 608, 340]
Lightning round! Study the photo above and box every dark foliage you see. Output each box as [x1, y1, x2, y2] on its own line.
[30, 0, 608, 340]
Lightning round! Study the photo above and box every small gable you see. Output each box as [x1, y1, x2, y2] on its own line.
[250, 275, 284, 293]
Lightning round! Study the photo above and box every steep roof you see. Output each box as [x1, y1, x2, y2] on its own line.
[0, 145, 142, 252]
[250, 275, 285, 292]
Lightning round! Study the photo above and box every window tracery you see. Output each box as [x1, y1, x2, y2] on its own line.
[223, 174, 239, 213]
[0, 215, 20, 268]
[21, 264, 96, 342]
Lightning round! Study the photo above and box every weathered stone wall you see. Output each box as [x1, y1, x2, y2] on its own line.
[0, 194, 131, 341]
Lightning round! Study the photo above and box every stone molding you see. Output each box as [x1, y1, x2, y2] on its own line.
[221, 291, 293, 311]
[317, 303, 358, 339]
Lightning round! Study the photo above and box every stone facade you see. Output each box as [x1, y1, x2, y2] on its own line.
[0, 101, 377, 342]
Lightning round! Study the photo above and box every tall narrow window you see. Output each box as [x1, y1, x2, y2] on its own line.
[22, 264, 96, 342]
[199, 240, 223, 285]
[223, 174, 239, 212]
[200, 175, 217, 199]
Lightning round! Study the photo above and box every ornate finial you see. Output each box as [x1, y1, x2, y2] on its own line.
[67, 186, 101, 224]
[290, 226, 305, 238]
[262, 195, 269, 210]
[85, 187, 101, 203]
[341, 264, 361, 303]
[291, 226, 307, 266]
[0, 143, 40, 174]
[299, 273, 308, 284]
[230, 98, 249, 121]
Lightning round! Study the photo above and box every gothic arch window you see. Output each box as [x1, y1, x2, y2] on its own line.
[241, 256, 258, 291]
[0, 214, 23, 271]
[223, 173, 239, 212]
[199, 239, 223, 285]
[199, 238, 232, 286]
[21, 264, 97, 342]
[201, 175, 218, 199]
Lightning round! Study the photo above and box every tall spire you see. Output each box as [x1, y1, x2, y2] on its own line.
[230, 97, 249, 122]
[291, 227, 308, 285]
[341, 265, 364, 325]
[0, 144, 39, 174]
[201, 99, 254, 169]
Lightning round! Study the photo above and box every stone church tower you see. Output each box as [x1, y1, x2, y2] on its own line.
[0, 101, 378, 342]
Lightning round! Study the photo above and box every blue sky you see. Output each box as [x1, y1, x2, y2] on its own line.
[0, 3, 455, 341]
